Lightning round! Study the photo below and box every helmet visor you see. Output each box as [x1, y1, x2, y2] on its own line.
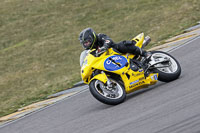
[80, 35, 94, 49]
[83, 40, 92, 47]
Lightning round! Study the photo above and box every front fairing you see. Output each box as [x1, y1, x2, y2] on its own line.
[81, 48, 129, 83]
[81, 53, 95, 83]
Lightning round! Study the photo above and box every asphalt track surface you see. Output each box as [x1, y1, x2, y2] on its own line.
[1, 37, 200, 133]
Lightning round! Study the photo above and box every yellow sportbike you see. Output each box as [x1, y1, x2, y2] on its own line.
[80, 33, 181, 105]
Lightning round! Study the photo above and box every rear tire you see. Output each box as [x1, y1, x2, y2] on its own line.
[151, 51, 181, 82]
[89, 78, 126, 105]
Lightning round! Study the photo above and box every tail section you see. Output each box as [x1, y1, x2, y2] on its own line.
[132, 33, 144, 48]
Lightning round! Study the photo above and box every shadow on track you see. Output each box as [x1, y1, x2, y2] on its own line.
[126, 74, 183, 101]
[126, 81, 166, 101]
[85, 76, 183, 113]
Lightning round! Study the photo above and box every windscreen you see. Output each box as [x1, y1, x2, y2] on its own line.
[80, 50, 89, 67]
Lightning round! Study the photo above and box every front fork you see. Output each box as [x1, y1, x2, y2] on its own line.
[89, 71, 108, 84]
[89, 71, 114, 90]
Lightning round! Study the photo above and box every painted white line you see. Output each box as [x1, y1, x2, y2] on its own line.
[168, 35, 200, 53]
[0, 89, 88, 128]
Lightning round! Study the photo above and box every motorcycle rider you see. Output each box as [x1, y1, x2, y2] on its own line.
[79, 28, 151, 59]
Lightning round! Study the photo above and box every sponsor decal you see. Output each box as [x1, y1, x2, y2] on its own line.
[139, 77, 145, 80]
[154, 74, 158, 80]
[129, 81, 145, 88]
[139, 69, 143, 72]
[151, 74, 158, 80]
[134, 73, 143, 77]
[130, 80, 139, 85]
[104, 55, 127, 71]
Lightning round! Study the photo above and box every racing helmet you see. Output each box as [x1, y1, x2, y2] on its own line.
[79, 28, 97, 50]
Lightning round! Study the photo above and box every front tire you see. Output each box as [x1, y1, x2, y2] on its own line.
[89, 78, 126, 105]
[151, 51, 181, 82]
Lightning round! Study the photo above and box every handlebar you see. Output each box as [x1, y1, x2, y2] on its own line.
[96, 46, 108, 56]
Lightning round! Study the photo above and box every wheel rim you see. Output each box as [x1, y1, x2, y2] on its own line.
[94, 80, 123, 99]
[151, 53, 178, 74]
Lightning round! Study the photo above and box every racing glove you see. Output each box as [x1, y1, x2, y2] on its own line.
[103, 39, 115, 48]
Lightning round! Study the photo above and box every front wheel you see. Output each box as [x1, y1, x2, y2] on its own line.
[89, 78, 126, 105]
[150, 51, 181, 82]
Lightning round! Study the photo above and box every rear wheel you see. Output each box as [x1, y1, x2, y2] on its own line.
[89, 78, 126, 105]
[150, 51, 181, 82]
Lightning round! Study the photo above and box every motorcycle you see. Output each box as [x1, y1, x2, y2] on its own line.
[80, 33, 181, 105]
